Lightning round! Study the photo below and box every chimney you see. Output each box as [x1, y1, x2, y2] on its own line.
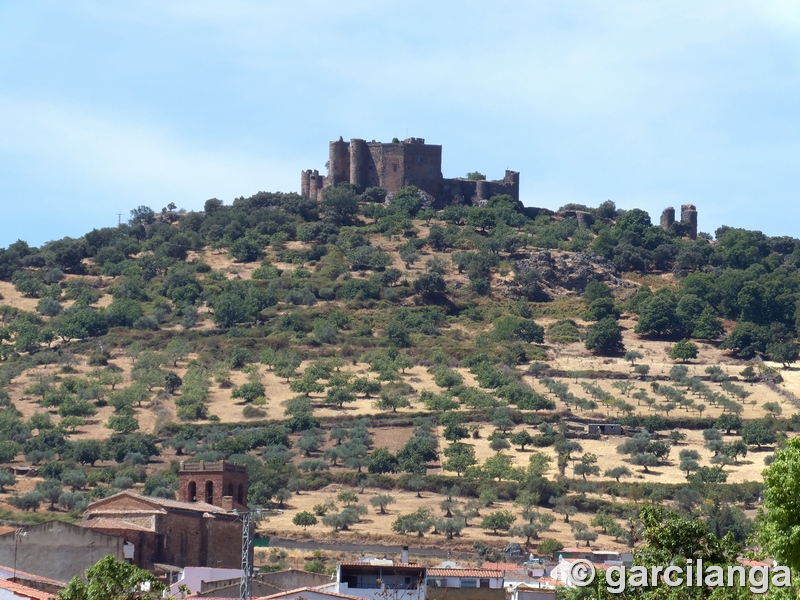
[401, 546, 409, 564]
[221, 496, 234, 511]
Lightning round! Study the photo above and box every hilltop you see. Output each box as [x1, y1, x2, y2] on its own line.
[0, 186, 796, 562]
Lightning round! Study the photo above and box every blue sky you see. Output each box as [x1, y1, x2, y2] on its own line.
[2, 1, 800, 248]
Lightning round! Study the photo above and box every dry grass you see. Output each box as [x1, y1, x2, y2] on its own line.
[256, 484, 631, 552]
[0, 281, 41, 313]
[0, 242, 792, 548]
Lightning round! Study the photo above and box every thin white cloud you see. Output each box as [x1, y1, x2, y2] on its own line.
[0, 95, 297, 201]
[2, 0, 800, 244]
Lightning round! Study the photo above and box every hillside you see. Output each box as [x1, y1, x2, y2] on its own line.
[0, 188, 796, 558]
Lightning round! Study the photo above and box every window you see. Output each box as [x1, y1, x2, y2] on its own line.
[227, 483, 233, 497]
[238, 484, 244, 504]
[187, 481, 196, 502]
[480, 579, 490, 588]
[205, 481, 214, 504]
[393, 164, 398, 172]
[428, 167, 432, 174]
[461, 579, 477, 588]
[417, 155, 422, 162]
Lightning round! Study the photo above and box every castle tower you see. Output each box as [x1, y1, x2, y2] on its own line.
[309, 170, 323, 200]
[681, 204, 698, 240]
[328, 137, 350, 187]
[476, 180, 491, 204]
[179, 461, 248, 510]
[301, 136, 517, 205]
[350, 138, 370, 192]
[660, 207, 675, 229]
[503, 170, 520, 204]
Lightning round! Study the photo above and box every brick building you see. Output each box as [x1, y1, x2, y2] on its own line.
[178, 460, 248, 510]
[302, 137, 519, 206]
[81, 461, 247, 570]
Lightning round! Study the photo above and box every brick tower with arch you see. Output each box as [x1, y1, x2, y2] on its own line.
[178, 461, 248, 510]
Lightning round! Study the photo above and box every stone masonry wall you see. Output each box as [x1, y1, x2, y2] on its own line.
[302, 137, 518, 205]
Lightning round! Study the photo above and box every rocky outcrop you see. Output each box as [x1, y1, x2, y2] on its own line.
[513, 250, 635, 295]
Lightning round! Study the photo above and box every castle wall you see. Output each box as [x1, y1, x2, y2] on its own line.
[301, 137, 517, 205]
[442, 173, 519, 206]
[372, 142, 407, 192]
[441, 179, 476, 205]
[401, 141, 443, 198]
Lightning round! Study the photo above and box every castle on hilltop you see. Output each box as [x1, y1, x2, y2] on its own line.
[302, 137, 519, 206]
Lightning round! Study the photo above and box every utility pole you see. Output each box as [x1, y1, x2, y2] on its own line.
[240, 511, 255, 600]
[117, 212, 124, 226]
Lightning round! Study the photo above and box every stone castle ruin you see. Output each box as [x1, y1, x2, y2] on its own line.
[660, 204, 698, 239]
[302, 137, 519, 206]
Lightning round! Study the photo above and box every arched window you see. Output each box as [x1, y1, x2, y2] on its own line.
[227, 483, 233, 498]
[237, 484, 244, 505]
[188, 481, 197, 502]
[205, 481, 214, 504]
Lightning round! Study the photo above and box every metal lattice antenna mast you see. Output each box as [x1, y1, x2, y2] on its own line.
[117, 212, 124, 226]
[240, 511, 254, 600]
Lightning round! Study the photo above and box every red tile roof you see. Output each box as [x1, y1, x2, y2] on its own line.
[85, 491, 236, 515]
[738, 559, 773, 567]
[81, 517, 154, 532]
[483, 562, 526, 572]
[0, 565, 67, 588]
[559, 559, 614, 571]
[0, 578, 56, 600]
[338, 562, 423, 569]
[427, 568, 504, 578]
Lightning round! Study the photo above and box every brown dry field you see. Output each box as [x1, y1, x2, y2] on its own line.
[254, 483, 631, 552]
[0, 240, 796, 547]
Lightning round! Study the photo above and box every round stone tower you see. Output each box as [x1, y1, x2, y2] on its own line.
[328, 137, 350, 187]
[660, 207, 675, 229]
[476, 179, 491, 204]
[350, 138, 370, 192]
[681, 204, 698, 240]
